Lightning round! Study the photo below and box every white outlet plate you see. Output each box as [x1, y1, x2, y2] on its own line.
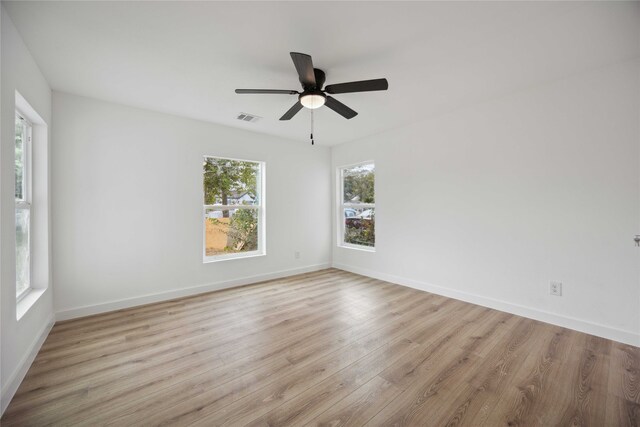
[550, 281, 562, 296]
[294, 251, 300, 259]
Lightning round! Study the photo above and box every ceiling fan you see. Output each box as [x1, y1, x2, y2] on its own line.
[235, 52, 389, 121]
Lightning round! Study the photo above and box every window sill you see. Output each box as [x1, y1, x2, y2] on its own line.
[338, 244, 376, 253]
[203, 250, 266, 263]
[17, 288, 46, 321]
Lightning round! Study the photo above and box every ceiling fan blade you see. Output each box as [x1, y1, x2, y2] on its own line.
[324, 78, 388, 94]
[235, 89, 299, 95]
[280, 101, 304, 120]
[290, 52, 316, 87]
[325, 96, 358, 119]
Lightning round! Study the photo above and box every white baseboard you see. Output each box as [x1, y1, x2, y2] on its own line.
[1, 315, 55, 415]
[333, 263, 640, 347]
[56, 263, 331, 321]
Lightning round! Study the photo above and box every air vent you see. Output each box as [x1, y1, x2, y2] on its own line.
[236, 113, 261, 123]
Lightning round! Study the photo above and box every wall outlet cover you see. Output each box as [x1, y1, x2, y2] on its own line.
[550, 281, 562, 296]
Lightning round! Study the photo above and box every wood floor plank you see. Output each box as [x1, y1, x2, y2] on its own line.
[365, 310, 519, 426]
[26, 276, 390, 387]
[17, 296, 345, 394]
[429, 317, 540, 426]
[36, 281, 434, 426]
[481, 324, 575, 426]
[118, 323, 403, 426]
[41, 271, 388, 359]
[9, 310, 341, 420]
[556, 334, 612, 426]
[309, 375, 403, 427]
[49, 269, 338, 334]
[243, 336, 420, 427]
[42, 273, 342, 348]
[605, 396, 640, 427]
[6, 308, 355, 425]
[105, 293, 440, 426]
[1, 268, 636, 426]
[609, 343, 640, 404]
[377, 307, 499, 389]
[241, 299, 473, 426]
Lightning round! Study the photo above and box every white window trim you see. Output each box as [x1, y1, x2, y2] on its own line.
[337, 160, 376, 252]
[15, 110, 33, 301]
[202, 156, 266, 263]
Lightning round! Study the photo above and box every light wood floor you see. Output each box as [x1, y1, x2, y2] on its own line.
[2, 269, 639, 426]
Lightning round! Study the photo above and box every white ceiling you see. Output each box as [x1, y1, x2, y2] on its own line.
[4, 1, 640, 146]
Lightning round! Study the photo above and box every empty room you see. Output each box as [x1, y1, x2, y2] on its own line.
[1, 1, 639, 425]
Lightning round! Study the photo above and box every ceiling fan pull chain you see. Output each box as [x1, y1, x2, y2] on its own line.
[310, 109, 315, 145]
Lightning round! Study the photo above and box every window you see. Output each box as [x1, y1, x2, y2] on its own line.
[15, 111, 32, 299]
[203, 156, 265, 261]
[339, 162, 375, 249]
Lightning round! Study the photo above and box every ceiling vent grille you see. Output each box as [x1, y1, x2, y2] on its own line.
[236, 113, 261, 123]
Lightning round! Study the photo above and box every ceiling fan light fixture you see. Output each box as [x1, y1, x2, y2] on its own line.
[300, 92, 326, 109]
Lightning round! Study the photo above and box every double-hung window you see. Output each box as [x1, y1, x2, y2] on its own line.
[203, 156, 265, 261]
[339, 162, 375, 249]
[15, 111, 32, 300]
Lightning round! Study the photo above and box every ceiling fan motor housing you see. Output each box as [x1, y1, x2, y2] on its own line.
[298, 68, 327, 109]
[304, 68, 325, 91]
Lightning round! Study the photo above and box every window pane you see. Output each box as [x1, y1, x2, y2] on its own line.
[343, 163, 374, 204]
[205, 208, 259, 256]
[16, 207, 30, 296]
[344, 208, 375, 247]
[203, 158, 260, 206]
[15, 115, 25, 201]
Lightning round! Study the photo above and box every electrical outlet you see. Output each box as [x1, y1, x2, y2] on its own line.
[294, 251, 300, 259]
[550, 281, 562, 296]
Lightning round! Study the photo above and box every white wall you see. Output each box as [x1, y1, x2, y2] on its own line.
[332, 59, 640, 346]
[52, 92, 331, 319]
[1, 8, 54, 413]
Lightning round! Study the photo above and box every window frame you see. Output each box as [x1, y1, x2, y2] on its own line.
[15, 110, 33, 301]
[202, 156, 266, 263]
[337, 160, 376, 252]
